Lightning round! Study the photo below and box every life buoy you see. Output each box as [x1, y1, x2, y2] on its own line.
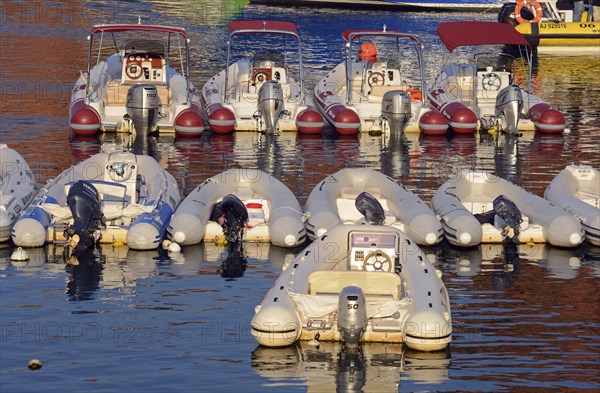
[514, 0, 543, 24]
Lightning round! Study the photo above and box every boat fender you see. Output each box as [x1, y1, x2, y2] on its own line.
[515, 0, 543, 24]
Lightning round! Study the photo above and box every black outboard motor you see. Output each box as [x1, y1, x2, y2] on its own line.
[355, 191, 385, 225]
[210, 194, 249, 243]
[65, 180, 105, 252]
[493, 194, 522, 242]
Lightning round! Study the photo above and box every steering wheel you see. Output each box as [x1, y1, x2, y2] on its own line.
[363, 250, 392, 272]
[367, 72, 385, 87]
[252, 68, 272, 84]
[482, 73, 501, 91]
[126, 62, 142, 80]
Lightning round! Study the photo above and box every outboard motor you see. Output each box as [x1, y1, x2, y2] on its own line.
[65, 180, 105, 252]
[495, 84, 523, 135]
[355, 191, 385, 225]
[257, 80, 284, 134]
[126, 84, 160, 136]
[210, 194, 249, 243]
[381, 90, 412, 134]
[338, 286, 368, 346]
[493, 194, 522, 242]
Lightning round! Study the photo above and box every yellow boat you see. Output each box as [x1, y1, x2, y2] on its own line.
[498, 0, 600, 53]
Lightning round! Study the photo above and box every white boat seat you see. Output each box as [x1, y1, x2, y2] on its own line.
[64, 180, 129, 207]
[340, 186, 381, 199]
[307, 270, 401, 300]
[461, 196, 493, 215]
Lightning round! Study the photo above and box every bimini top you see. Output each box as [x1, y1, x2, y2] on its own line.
[342, 29, 419, 42]
[228, 20, 298, 35]
[437, 21, 531, 52]
[91, 24, 187, 39]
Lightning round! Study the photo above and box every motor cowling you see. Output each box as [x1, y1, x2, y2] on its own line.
[65, 180, 105, 251]
[355, 191, 385, 225]
[126, 84, 160, 136]
[381, 90, 412, 134]
[257, 80, 284, 134]
[210, 194, 249, 243]
[338, 286, 368, 345]
[493, 194, 522, 242]
[496, 84, 523, 135]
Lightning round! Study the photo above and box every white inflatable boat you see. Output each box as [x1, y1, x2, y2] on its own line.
[251, 223, 452, 351]
[12, 151, 180, 250]
[167, 169, 306, 248]
[0, 145, 37, 242]
[545, 164, 599, 246]
[432, 169, 584, 247]
[305, 168, 442, 245]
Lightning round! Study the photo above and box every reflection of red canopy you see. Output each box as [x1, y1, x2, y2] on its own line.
[91, 24, 187, 38]
[342, 29, 418, 42]
[228, 21, 297, 34]
[437, 21, 530, 52]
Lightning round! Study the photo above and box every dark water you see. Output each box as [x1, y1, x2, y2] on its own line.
[1, 1, 599, 392]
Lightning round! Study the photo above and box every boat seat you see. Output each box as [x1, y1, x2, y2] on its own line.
[64, 180, 129, 208]
[340, 186, 381, 199]
[461, 196, 493, 215]
[308, 270, 401, 300]
[105, 82, 169, 107]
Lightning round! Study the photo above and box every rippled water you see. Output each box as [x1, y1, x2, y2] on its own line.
[1, 1, 599, 392]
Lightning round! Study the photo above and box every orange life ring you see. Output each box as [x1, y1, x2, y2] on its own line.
[514, 0, 543, 24]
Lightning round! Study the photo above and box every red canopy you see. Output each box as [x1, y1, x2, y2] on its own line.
[437, 21, 530, 52]
[228, 21, 297, 34]
[91, 24, 187, 38]
[342, 29, 418, 42]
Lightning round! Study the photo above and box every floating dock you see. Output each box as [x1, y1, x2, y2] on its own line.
[249, 0, 502, 13]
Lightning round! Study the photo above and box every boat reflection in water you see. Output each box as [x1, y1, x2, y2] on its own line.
[251, 341, 450, 391]
[436, 241, 600, 282]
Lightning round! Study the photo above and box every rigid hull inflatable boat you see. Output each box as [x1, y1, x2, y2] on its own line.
[428, 22, 565, 134]
[167, 169, 306, 248]
[305, 168, 443, 245]
[313, 27, 448, 135]
[432, 169, 584, 247]
[251, 224, 453, 351]
[69, 23, 204, 137]
[545, 164, 600, 246]
[12, 151, 180, 250]
[0, 145, 37, 242]
[202, 21, 324, 134]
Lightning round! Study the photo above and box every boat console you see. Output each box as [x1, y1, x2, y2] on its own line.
[348, 231, 398, 272]
[251, 51, 286, 85]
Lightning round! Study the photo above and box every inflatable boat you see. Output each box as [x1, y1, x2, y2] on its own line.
[428, 22, 565, 135]
[202, 21, 324, 134]
[69, 23, 204, 137]
[251, 221, 453, 351]
[432, 169, 584, 247]
[545, 164, 599, 246]
[305, 168, 443, 245]
[313, 27, 448, 135]
[167, 168, 306, 248]
[0, 145, 37, 242]
[12, 151, 180, 250]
